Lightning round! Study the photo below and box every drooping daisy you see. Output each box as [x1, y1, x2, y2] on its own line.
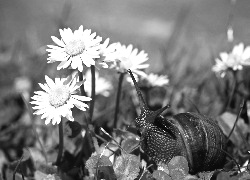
[212, 43, 250, 77]
[30, 76, 91, 125]
[46, 25, 102, 72]
[111, 43, 149, 77]
[84, 70, 112, 97]
[142, 73, 169, 87]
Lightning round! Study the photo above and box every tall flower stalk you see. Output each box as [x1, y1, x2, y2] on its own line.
[226, 70, 238, 110]
[109, 43, 149, 127]
[78, 71, 87, 97]
[56, 121, 64, 166]
[30, 75, 91, 166]
[114, 72, 125, 128]
[89, 65, 96, 122]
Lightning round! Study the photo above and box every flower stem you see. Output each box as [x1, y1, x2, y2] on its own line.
[56, 121, 64, 166]
[89, 65, 96, 122]
[114, 72, 125, 128]
[226, 71, 238, 110]
[76, 72, 95, 165]
[227, 98, 245, 142]
[78, 71, 87, 97]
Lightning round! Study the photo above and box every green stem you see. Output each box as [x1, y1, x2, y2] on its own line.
[227, 98, 245, 142]
[226, 70, 237, 110]
[56, 121, 64, 166]
[89, 65, 96, 122]
[114, 72, 125, 128]
[78, 71, 87, 97]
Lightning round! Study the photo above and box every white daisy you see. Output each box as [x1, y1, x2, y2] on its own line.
[30, 76, 91, 125]
[94, 38, 118, 69]
[100, 38, 119, 62]
[142, 73, 169, 87]
[111, 43, 149, 77]
[84, 70, 112, 97]
[46, 25, 102, 72]
[212, 43, 250, 77]
[212, 57, 228, 78]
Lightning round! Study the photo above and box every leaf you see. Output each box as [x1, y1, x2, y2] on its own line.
[185, 174, 198, 180]
[4, 169, 23, 180]
[64, 121, 83, 138]
[113, 154, 140, 180]
[168, 156, 189, 180]
[85, 154, 113, 170]
[216, 171, 237, 180]
[8, 149, 35, 177]
[85, 154, 116, 180]
[237, 171, 250, 180]
[217, 112, 249, 147]
[34, 172, 61, 180]
[157, 163, 169, 174]
[114, 128, 139, 139]
[35, 161, 57, 175]
[98, 166, 117, 180]
[121, 137, 140, 153]
[29, 147, 47, 164]
[152, 170, 172, 180]
[223, 160, 237, 172]
[139, 170, 154, 180]
[198, 171, 214, 180]
[22, 148, 31, 161]
[34, 171, 48, 180]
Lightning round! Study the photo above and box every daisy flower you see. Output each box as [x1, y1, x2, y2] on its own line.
[142, 73, 169, 87]
[46, 25, 102, 72]
[111, 43, 149, 77]
[95, 38, 119, 69]
[100, 38, 119, 62]
[30, 76, 91, 125]
[212, 43, 250, 77]
[212, 57, 228, 78]
[84, 70, 112, 97]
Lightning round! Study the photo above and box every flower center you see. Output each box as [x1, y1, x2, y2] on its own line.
[49, 85, 70, 108]
[65, 39, 85, 56]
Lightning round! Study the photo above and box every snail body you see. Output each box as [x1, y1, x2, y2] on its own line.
[128, 70, 226, 173]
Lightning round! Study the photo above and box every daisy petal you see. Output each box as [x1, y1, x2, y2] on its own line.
[51, 36, 65, 47]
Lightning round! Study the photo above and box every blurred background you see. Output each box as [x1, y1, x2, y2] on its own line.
[1, 0, 250, 70]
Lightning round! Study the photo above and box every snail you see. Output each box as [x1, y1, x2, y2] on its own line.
[127, 69, 226, 173]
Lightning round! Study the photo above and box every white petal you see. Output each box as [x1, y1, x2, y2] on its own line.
[45, 76, 56, 89]
[51, 36, 65, 47]
[39, 83, 51, 93]
[72, 95, 92, 102]
[34, 91, 48, 96]
[243, 46, 250, 60]
[71, 98, 88, 111]
[57, 59, 72, 70]
[65, 110, 74, 121]
[233, 43, 244, 56]
[45, 118, 51, 125]
[71, 56, 80, 69]
[219, 53, 228, 61]
[102, 38, 110, 49]
[52, 112, 61, 125]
